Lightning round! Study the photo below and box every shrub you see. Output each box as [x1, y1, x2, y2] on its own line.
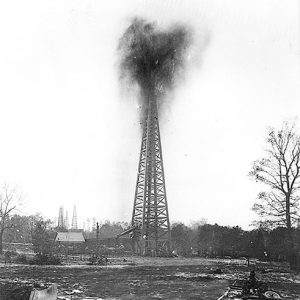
[5, 250, 18, 257]
[30, 254, 61, 265]
[15, 254, 28, 264]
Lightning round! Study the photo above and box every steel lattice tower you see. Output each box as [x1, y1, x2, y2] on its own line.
[131, 97, 171, 256]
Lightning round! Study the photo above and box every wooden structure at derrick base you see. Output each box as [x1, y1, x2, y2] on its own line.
[119, 98, 171, 256]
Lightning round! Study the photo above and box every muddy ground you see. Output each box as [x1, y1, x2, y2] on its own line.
[0, 257, 300, 299]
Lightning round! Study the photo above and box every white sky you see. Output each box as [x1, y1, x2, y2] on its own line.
[0, 0, 299, 229]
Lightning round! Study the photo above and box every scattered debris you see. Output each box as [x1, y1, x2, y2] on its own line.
[211, 268, 223, 274]
[88, 255, 108, 266]
[0, 257, 299, 299]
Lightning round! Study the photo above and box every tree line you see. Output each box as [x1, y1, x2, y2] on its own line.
[3, 213, 300, 265]
[1, 212, 300, 268]
[171, 222, 300, 262]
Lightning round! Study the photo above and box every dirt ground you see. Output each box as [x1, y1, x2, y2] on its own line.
[0, 257, 300, 299]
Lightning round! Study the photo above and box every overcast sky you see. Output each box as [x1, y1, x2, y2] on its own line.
[0, 0, 299, 229]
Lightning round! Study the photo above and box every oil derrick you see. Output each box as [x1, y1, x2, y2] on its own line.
[58, 206, 64, 228]
[131, 98, 171, 256]
[65, 211, 69, 230]
[118, 19, 191, 256]
[71, 205, 78, 230]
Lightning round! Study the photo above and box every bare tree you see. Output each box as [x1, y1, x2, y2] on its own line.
[0, 185, 21, 254]
[250, 122, 300, 269]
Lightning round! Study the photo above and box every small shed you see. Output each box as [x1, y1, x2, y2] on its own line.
[55, 232, 85, 243]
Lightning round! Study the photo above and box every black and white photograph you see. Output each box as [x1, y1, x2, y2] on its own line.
[0, 0, 300, 299]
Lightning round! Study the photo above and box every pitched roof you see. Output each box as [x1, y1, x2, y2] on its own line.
[55, 231, 85, 243]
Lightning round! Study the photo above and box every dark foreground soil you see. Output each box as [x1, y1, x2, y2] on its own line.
[0, 257, 300, 299]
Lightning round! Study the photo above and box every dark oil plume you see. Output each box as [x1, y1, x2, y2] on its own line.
[119, 18, 192, 119]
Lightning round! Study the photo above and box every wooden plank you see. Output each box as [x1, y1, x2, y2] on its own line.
[29, 284, 57, 300]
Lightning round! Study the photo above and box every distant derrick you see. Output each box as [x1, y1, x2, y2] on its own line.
[65, 210, 69, 229]
[72, 205, 78, 230]
[58, 206, 64, 229]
